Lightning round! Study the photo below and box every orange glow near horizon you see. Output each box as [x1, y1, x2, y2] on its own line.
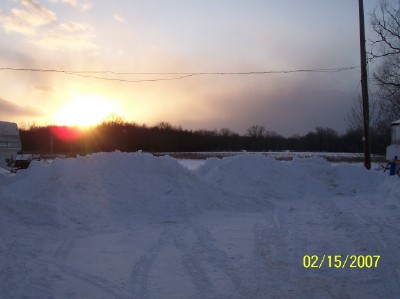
[51, 126, 82, 141]
[52, 94, 121, 128]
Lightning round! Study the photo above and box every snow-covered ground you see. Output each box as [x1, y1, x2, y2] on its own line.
[160, 151, 384, 162]
[0, 152, 399, 299]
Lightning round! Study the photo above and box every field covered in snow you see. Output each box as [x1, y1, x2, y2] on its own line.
[0, 152, 399, 298]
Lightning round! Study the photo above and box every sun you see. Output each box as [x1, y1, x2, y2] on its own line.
[53, 94, 120, 128]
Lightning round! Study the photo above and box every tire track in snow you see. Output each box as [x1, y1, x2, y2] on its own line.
[175, 171, 253, 297]
[56, 263, 131, 299]
[167, 173, 242, 297]
[129, 228, 172, 299]
[52, 231, 87, 260]
[249, 222, 274, 298]
[190, 224, 246, 297]
[250, 221, 291, 298]
[173, 237, 217, 299]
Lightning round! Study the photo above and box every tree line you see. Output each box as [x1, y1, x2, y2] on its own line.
[18, 120, 390, 156]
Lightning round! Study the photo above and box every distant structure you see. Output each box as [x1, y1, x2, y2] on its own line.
[386, 120, 400, 176]
[0, 121, 22, 170]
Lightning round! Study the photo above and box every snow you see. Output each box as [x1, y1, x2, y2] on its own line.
[0, 167, 11, 175]
[0, 151, 399, 298]
[178, 159, 206, 170]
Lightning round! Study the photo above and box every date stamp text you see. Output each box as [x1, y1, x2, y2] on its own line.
[303, 255, 380, 269]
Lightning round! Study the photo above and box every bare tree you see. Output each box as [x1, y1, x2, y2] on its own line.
[219, 128, 238, 137]
[370, 0, 400, 59]
[346, 95, 381, 132]
[101, 113, 126, 126]
[370, 0, 400, 120]
[374, 55, 400, 120]
[247, 125, 266, 138]
[155, 121, 173, 130]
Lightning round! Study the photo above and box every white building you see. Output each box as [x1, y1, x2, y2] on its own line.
[386, 119, 400, 161]
[0, 121, 22, 169]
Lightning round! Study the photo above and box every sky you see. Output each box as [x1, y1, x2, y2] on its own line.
[0, 0, 381, 136]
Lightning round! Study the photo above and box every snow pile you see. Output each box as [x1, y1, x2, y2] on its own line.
[3, 152, 191, 226]
[197, 155, 328, 200]
[1, 152, 274, 227]
[1, 152, 399, 299]
[2, 152, 399, 228]
[197, 154, 398, 200]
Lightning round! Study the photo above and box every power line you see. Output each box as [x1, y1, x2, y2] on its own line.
[0, 66, 360, 83]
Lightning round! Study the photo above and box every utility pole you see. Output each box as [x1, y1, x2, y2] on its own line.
[358, 0, 371, 170]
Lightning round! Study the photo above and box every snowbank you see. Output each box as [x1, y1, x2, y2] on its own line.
[1, 152, 271, 227]
[1, 152, 399, 298]
[197, 154, 398, 200]
[2, 152, 195, 226]
[1, 152, 398, 228]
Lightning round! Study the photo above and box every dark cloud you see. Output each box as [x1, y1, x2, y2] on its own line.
[0, 97, 43, 117]
[178, 74, 356, 136]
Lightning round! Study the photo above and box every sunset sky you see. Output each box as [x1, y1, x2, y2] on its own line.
[0, 0, 379, 136]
